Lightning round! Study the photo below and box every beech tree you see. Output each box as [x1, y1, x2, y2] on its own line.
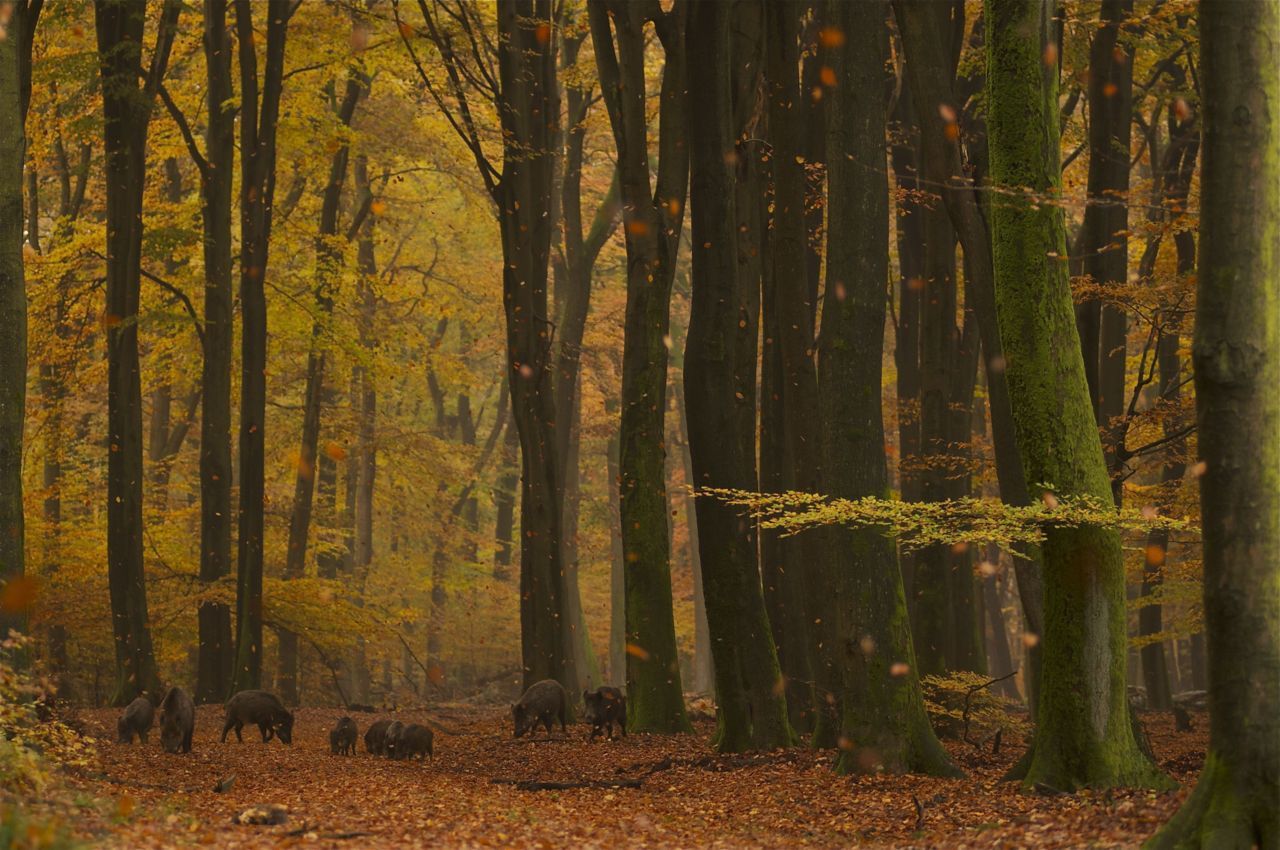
[94, 0, 181, 704]
[985, 0, 1164, 790]
[589, 0, 692, 732]
[1147, 1, 1278, 844]
[820, 0, 955, 777]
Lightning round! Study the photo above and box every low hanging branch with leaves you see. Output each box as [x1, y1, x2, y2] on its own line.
[698, 487, 1197, 552]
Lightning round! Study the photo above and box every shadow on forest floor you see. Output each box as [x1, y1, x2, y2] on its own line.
[38, 704, 1205, 848]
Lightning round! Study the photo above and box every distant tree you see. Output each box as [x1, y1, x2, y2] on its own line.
[1147, 1, 1279, 845]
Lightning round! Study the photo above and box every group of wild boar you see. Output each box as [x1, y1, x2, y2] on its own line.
[116, 678, 629, 756]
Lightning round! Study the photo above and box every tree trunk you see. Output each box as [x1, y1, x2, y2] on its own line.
[684, 0, 793, 753]
[589, 0, 691, 733]
[233, 0, 290, 693]
[492, 414, 517, 581]
[0, 0, 26, 644]
[672, 379, 713, 697]
[606, 399, 626, 684]
[759, 0, 829, 735]
[820, 0, 956, 777]
[278, 73, 364, 706]
[1073, 0, 1134, 486]
[984, 0, 1164, 790]
[896, 0, 1044, 709]
[94, 0, 181, 705]
[495, 0, 572, 696]
[1147, 3, 1279, 843]
[195, 0, 235, 704]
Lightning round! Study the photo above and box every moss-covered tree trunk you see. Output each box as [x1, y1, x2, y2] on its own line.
[685, 0, 793, 753]
[1146, 1, 1279, 845]
[985, 0, 1164, 790]
[0, 0, 27, 644]
[820, 0, 956, 777]
[95, 0, 181, 705]
[590, 0, 692, 732]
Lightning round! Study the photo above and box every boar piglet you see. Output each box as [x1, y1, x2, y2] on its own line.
[512, 679, 568, 739]
[221, 690, 294, 745]
[158, 687, 195, 754]
[364, 718, 392, 755]
[330, 716, 358, 755]
[583, 686, 627, 741]
[117, 695, 155, 744]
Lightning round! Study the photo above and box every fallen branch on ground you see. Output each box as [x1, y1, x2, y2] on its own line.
[490, 778, 643, 791]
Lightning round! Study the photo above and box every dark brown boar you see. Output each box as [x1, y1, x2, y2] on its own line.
[117, 695, 155, 744]
[512, 679, 567, 739]
[583, 686, 627, 741]
[221, 690, 294, 744]
[364, 718, 392, 755]
[395, 723, 434, 761]
[158, 687, 194, 754]
[330, 716, 358, 755]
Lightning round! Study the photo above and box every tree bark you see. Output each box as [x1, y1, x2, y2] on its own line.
[1147, 3, 1279, 844]
[0, 0, 29, 645]
[684, 0, 793, 752]
[195, 0, 235, 704]
[984, 0, 1164, 790]
[233, 0, 290, 693]
[895, 0, 1044, 709]
[494, 0, 572, 695]
[589, 0, 691, 733]
[820, 0, 955, 777]
[1072, 0, 1134, 486]
[94, 0, 181, 705]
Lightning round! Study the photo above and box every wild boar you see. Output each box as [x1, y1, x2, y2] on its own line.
[395, 723, 434, 761]
[583, 686, 627, 741]
[117, 695, 155, 744]
[221, 690, 294, 744]
[158, 687, 195, 754]
[330, 716, 358, 755]
[383, 720, 406, 759]
[364, 718, 392, 755]
[512, 679, 567, 739]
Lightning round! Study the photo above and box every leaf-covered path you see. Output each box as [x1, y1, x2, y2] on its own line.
[52, 705, 1205, 848]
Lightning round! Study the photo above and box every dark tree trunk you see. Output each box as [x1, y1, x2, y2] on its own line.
[684, 0, 793, 753]
[196, 0, 235, 704]
[278, 73, 364, 705]
[605, 397, 625, 684]
[1149, 3, 1279, 843]
[94, 0, 181, 705]
[1135, 58, 1199, 716]
[589, 0, 691, 733]
[233, 0, 290, 693]
[0, 0, 30, 644]
[672, 378, 713, 697]
[494, 0, 572, 695]
[760, 0, 830, 736]
[895, 0, 1044, 708]
[1072, 0, 1134, 488]
[820, 0, 955, 777]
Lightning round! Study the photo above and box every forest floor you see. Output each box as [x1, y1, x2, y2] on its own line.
[39, 704, 1205, 849]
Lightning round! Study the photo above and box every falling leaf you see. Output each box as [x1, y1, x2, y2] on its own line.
[0, 576, 39, 613]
